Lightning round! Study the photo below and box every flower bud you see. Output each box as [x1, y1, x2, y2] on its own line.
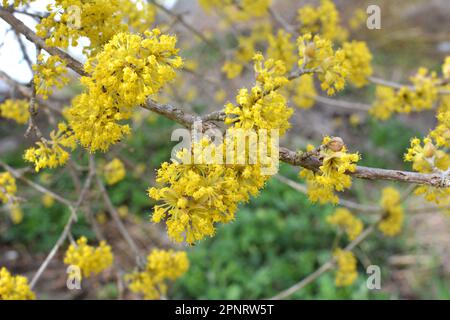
[423, 142, 435, 158]
[327, 137, 345, 152]
[305, 43, 316, 59]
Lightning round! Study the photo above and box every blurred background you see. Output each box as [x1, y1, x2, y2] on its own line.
[1, 0, 450, 299]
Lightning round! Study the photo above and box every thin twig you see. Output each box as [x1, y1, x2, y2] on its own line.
[0, 8, 87, 76]
[270, 225, 376, 300]
[275, 175, 380, 213]
[313, 95, 371, 112]
[28, 155, 96, 289]
[148, 0, 223, 55]
[95, 168, 145, 267]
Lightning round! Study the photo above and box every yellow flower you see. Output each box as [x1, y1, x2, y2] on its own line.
[104, 158, 126, 186]
[96, 212, 108, 225]
[224, 54, 292, 135]
[0, 171, 17, 204]
[120, 0, 156, 34]
[342, 41, 373, 88]
[443, 56, 450, 79]
[431, 97, 450, 147]
[42, 193, 55, 208]
[118, 205, 129, 218]
[300, 136, 360, 204]
[222, 61, 244, 79]
[349, 9, 367, 31]
[0, 267, 35, 300]
[405, 137, 449, 173]
[349, 114, 361, 126]
[0, 99, 29, 124]
[199, 0, 271, 21]
[68, 30, 182, 152]
[267, 30, 297, 71]
[1, 0, 32, 8]
[36, 0, 127, 54]
[333, 249, 358, 287]
[298, 34, 348, 95]
[369, 86, 397, 120]
[290, 74, 317, 109]
[24, 122, 77, 172]
[297, 0, 348, 42]
[378, 187, 404, 237]
[149, 138, 269, 244]
[126, 249, 189, 300]
[214, 89, 227, 103]
[64, 236, 114, 279]
[371, 68, 439, 120]
[327, 208, 363, 240]
[33, 54, 69, 99]
[9, 203, 24, 224]
[404, 136, 450, 205]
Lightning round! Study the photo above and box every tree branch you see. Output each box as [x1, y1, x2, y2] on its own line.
[2, 6, 448, 189]
[0, 7, 87, 76]
[142, 99, 450, 188]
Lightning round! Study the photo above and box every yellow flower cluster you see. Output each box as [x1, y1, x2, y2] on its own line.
[297, 0, 348, 43]
[369, 86, 397, 121]
[121, 0, 156, 34]
[430, 97, 450, 147]
[0, 173, 23, 224]
[327, 208, 363, 240]
[149, 140, 269, 244]
[222, 24, 271, 79]
[267, 30, 297, 71]
[430, 118, 450, 148]
[371, 68, 441, 120]
[333, 249, 357, 287]
[378, 187, 404, 237]
[404, 68, 439, 112]
[151, 54, 287, 244]
[64, 236, 114, 279]
[104, 158, 126, 186]
[342, 41, 373, 88]
[9, 203, 23, 224]
[42, 193, 55, 208]
[300, 137, 360, 204]
[222, 61, 244, 79]
[290, 74, 317, 109]
[126, 249, 189, 299]
[443, 57, 450, 79]
[199, 0, 271, 21]
[298, 34, 348, 95]
[405, 137, 449, 174]
[0, 267, 35, 300]
[24, 122, 77, 172]
[0, 99, 29, 124]
[349, 9, 367, 31]
[36, 0, 126, 54]
[0, 171, 17, 204]
[33, 54, 69, 100]
[68, 30, 182, 152]
[404, 137, 450, 205]
[1, 0, 32, 7]
[225, 54, 292, 135]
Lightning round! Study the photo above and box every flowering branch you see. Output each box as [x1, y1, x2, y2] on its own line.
[0, 7, 87, 76]
[142, 99, 450, 188]
[1, 10, 448, 189]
